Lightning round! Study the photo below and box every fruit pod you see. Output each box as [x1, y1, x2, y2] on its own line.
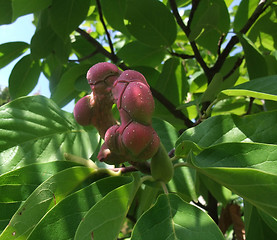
[150, 143, 174, 183]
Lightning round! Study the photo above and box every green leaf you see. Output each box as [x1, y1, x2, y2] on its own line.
[176, 110, 277, 157]
[131, 193, 224, 240]
[0, 42, 29, 69]
[49, 0, 90, 40]
[220, 75, 277, 101]
[0, 95, 99, 174]
[11, 0, 51, 22]
[0, 202, 21, 232]
[244, 202, 277, 239]
[0, 166, 95, 239]
[31, 27, 71, 63]
[0, 161, 80, 202]
[189, 0, 230, 42]
[233, 0, 260, 32]
[101, 0, 129, 35]
[74, 173, 140, 240]
[125, 0, 177, 47]
[239, 34, 268, 80]
[189, 142, 277, 218]
[201, 73, 223, 102]
[0, 0, 12, 24]
[26, 175, 136, 240]
[117, 41, 166, 67]
[8, 54, 41, 99]
[51, 64, 91, 107]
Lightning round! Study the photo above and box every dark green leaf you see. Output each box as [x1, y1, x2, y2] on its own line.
[11, 0, 51, 22]
[0, 95, 99, 174]
[0, 166, 95, 239]
[31, 27, 71, 63]
[26, 175, 137, 240]
[176, 110, 277, 157]
[101, 0, 129, 35]
[189, 142, 277, 218]
[8, 54, 41, 99]
[189, 0, 230, 42]
[0, 0, 12, 24]
[239, 34, 268, 80]
[117, 41, 166, 67]
[74, 173, 140, 240]
[51, 64, 91, 107]
[125, 0, 177, 47]
[49, 0, 90, 40]
[0, 42, 29, 69]
[131, 193, 224, 240]
[233, 0, 260, 32]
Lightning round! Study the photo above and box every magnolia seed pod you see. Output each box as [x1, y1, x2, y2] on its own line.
[150, 143, 174, 183]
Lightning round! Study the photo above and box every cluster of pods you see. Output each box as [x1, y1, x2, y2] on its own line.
[73, 62, 160, 165]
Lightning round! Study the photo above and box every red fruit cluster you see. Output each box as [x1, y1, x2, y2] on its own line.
[73, 62, 160, 164]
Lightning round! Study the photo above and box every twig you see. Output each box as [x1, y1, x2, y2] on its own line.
[223, 56, 244, 81]
[217, 34, 226, 56]
[169, 50, 195, 59]
[69, 50, 99, 62]
[169, 0, 211, 81]
[187, 0, 200, 31]
[96, 0, 115, 56]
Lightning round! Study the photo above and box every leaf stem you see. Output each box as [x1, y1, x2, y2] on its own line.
[64, 153, 98, 169]
[160, 182, 169, 195]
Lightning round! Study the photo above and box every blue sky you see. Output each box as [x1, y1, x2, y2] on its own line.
[0, 14, 74, 112]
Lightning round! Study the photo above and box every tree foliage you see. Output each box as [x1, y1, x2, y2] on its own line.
[1, 0, 277, 239]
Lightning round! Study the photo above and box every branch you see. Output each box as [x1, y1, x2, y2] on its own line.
[169, 0, 212, 82]
[223, 56, 244, 81]
[212, 0, 269, 74]
[96, 0, 115, 55]
[150, 87, 194, 128]
[187, 0, 200, 31]
[169, 50, 195, 59]
[69, 50, 99, 62]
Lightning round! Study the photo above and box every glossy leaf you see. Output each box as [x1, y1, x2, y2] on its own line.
[0, 95, 99, 174]
[8, 54, 41, 99]
[74, 173, 140, 240]
[49, 0, 90, 39]
[26, 175, 137, 240]
[0, 166, 95, 239]
[125, 0, 177, 47]
[117, 41, 166, 67]
[220, 75, 277, 101]
[131, 193, 224, 240]
[176, 110, 277, 157]
[0, 42, 29, 69]
[189, 142, 277, 218]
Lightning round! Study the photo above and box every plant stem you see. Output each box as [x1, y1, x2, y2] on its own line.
[64, 153, 98, 169]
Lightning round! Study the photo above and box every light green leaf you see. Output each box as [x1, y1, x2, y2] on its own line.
[49, 0, 90, 40]
[8, 54, 41, 99]
[117, 41, 166, 67]
[220, 75, 277, 101]
[189, 142, 277, 218]
[11, 0, 51, 22]
[0, 42, 29, 69]
[176, 110, 277, 157]
[0, 166, 95, 239]
[26, 176, 135, 240]
[125, 0, 177, 47]
[74, 173, 141, 240]
[239, 34, 268, 80]
[131, 193, 224, 240]
[51, 64, 91, 107]
[0, 95, 99, 174]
